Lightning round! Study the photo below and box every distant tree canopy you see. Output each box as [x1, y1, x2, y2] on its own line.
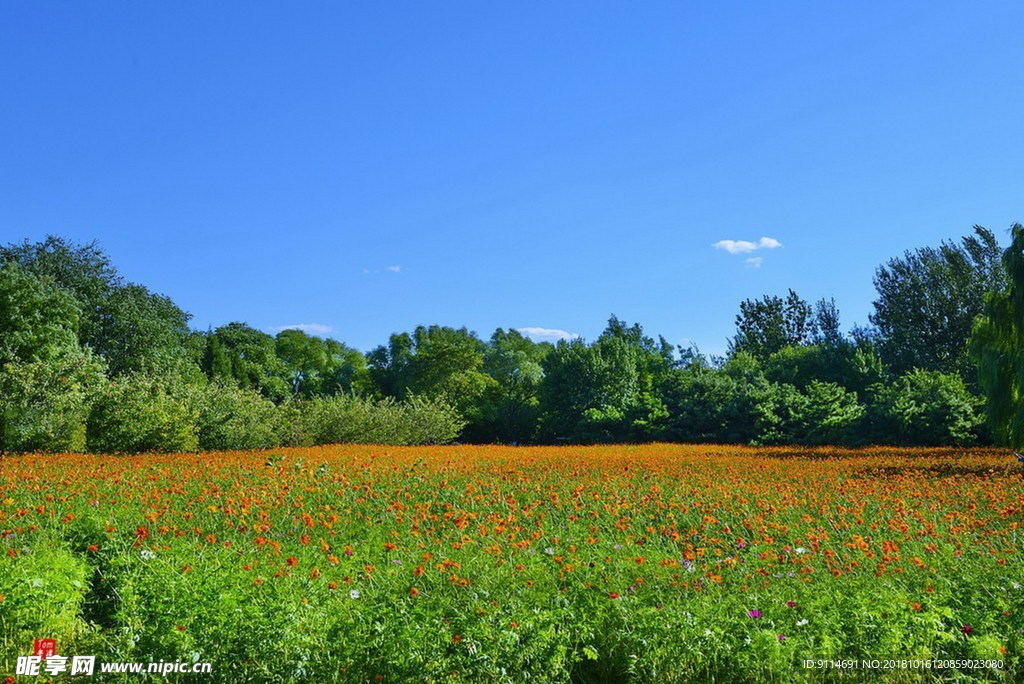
[730, 289, 813, 362]
[870, 225, 1005, 386]
[0, 226, 1013, 452]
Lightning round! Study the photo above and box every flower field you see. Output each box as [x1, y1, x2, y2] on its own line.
[1, 444, 1022, 682]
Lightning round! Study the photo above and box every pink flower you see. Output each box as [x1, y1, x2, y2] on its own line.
[962, 625, 973, 636]
[777, 634, 787, 642]
[786, 600, 797, 608]
[748, 609, 762, 619]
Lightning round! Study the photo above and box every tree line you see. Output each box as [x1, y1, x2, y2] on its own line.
[1, 225, 1022, 452]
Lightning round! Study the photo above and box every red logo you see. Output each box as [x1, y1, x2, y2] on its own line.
[33, 638, 57, 659]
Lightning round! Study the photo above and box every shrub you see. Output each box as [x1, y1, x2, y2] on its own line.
[87, 373, 200, 453]
[300, 394, 464, 445]
[0, 350, 106, 452]
[196, 382, 288, 451]
[865, 369, 984, 446]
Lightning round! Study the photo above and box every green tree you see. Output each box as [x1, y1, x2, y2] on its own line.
[864, 369, 984, 446]
[475, 328, 551, 442]
[196, 382, 290, 450]
[368, 325, 493, 428]
[970, 223, 1024, 449]
[274, 329, 370, 398]
[203, 323, 289, 401]
[87, 373, 200, 453]
[660, 353, 762, 444]
[0, 265, 106, 451]
[0, 235, 120, 349]
[92, 284, 197, 377]
[871, 225, 1005, 384]
[538, 317, 670, 442]
[730, 289, 813, 362]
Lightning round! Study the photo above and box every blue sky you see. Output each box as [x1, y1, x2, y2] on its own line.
[3, 2, 1023, 355]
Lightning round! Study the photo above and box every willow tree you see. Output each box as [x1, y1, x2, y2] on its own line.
[970, 224, 1024, 450]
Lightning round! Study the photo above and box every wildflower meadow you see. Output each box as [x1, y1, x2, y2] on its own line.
[1, 444, 1021, 681]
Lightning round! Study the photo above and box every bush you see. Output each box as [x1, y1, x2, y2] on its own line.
[661, 369, 760, 444]
[753, 380, 864, 445]
[196, 382, 290, 451]
[865, 369, 985, 446]
[799, 380, 865, 444]
[0, 350, 106, 452]
[87, 373, 200, 453]
[300, 394, 464, 445]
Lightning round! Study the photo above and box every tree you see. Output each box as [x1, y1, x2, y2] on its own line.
[0, 235, 121, 349]
[87, 373, 200, 453]
[871, 225, 1005, 384]
[368, 325, 493, 427]
[970, 223, 1024, 449]
[730, 289, 813, 362]
[660, 353, 762, 444]
[810, 298, 843, 347]
[274, 329, 370, 398]
[538, 317, 670, 442]
[0, 264, 106, 451]
[92, 284, 197, 377]
[475, 328, 550, 442]
[864, 369, 984, 446]
[202, 323, 289, 401]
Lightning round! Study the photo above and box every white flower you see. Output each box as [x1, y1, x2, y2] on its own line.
[795, 547, 807, 554]
[349, 589, 361, 599]
[796, 619, 808, 626]
[140, 549, 155, 560]
[544, 547, 555, 555]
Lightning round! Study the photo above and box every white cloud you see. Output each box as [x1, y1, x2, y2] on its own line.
[516, 327, 581, 342]
[271, 323, 334, 336]
[385, 265, 401, 272]
[713, 236, 783, 254]
[745, 257, 763, 268]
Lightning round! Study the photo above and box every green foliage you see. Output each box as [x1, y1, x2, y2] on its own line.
[196, 382, 290, 451]
[971, 224, 1024, 450]
[202, 323, 290, 401]
[0, 262, 82, 360]
[275, 329, 371, 398]
[0, 545, 91, 670]
[730, 289, 813, 362]
[0, 234, 120, 349]
[300, 394, 465, 445]
[871, 225, 1005, 385]
[799, 380, 865, 444]
[538, 318, 671, 443]
[0, 228, 1010, 451]
[865, 369, 984, 446]
[474, 329, 550, 443]
[0, 350, 106, 452]
[92, 283, 197, 378]
[0, 264, 106, 451]
[87, 373, 200, 453]
[661, 354, 761, 443]
[764, 341, 884, 395]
